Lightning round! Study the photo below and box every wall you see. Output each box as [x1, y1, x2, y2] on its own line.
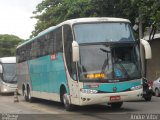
[146, 38, 160, 80]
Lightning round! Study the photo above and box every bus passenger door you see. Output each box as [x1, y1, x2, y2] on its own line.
[63, 25, 80, 105]
[69, 76, 80, 105]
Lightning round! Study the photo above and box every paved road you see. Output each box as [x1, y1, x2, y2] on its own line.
[0, 94, 160, 120]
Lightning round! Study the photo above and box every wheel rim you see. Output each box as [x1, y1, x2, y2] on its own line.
[63, 95, 66, 105]
[28, 92, 31, 100]
[63, 94, 68, 106]
[155, 89, 159, 96]
[62, 93, 73, 111]
[24, 90, 28, 101]
[24, 91, 27, 97]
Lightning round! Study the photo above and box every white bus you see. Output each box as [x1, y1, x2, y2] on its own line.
[16, 17, 151, 111]
[0, 57, 17, 94]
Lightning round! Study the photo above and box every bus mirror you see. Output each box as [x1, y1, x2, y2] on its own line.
[0, 65, 2, 73]
[72, 41, 79, 62]
[140, 39, 152, 59]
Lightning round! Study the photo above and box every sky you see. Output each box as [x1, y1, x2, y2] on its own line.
[0, 0, 43, 39]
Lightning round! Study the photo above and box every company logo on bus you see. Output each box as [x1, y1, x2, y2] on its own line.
[112, 87, 117, 92]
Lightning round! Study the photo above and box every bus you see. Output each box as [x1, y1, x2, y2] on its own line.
[16, 17, 151, 111]
[0, 57, 17, 94]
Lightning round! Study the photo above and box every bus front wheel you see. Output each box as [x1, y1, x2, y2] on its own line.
[62, 93, 73, 111]
[110, 102, 123, 109]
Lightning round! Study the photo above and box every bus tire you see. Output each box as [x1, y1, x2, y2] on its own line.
[22, 85, 27, 101]
[63, 93, 73, 111]
[110, 102, 123, 109]
[27, 86, 35, 103]
[155, 88, 160, 97]
[23, 87, 28, 101]
[24, 91, 29, 101]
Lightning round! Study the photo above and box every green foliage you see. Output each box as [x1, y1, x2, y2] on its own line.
[0, 34, 23, 57]
[31, 0, 160, 37]
[134, 0, 160, 30]
[31, 0, 135, 37]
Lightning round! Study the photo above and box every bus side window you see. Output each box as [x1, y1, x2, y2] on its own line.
[48, 27, 62, 54]
[56, 27, 63, 52]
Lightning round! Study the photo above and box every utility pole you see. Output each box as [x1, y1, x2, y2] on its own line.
[139, 17, 143, 39]
[139, 16, 146, 78]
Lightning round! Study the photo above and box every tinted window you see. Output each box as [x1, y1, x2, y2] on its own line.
[17, 27, 63, 63]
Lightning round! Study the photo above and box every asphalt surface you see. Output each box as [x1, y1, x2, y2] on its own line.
[0, 94, 160, 120]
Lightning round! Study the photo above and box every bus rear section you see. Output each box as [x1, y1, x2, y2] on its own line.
[0, 57, 17, 94]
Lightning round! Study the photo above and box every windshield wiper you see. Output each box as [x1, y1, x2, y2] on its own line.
[100, 48, 111, 74]
[101, 58, 109, 74]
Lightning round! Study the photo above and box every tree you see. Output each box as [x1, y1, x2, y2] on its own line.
[31, 0, 137, 37]
[31, 0, 160, 37]
[31, 0, 63, 37]
[133, 0, 160, 38]
[0, 34, 23, 57]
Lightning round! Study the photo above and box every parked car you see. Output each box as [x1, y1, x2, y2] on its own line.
[142, 78, 153, 101]
[152, 77, 160, 97]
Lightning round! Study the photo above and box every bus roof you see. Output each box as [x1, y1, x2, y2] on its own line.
[0, 57, 16, 63]
[59, 17, 130, 26]
[17, 17, 130, 48]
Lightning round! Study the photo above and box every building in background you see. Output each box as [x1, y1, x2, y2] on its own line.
[144, 32, 160, 81]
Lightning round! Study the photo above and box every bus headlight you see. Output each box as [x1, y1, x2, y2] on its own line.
[80, 89, 98, 94]
[131, 85, 142, 90]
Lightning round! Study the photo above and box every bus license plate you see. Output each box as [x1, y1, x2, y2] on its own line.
[110, 96, 121, 101]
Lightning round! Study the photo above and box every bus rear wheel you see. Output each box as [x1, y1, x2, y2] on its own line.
[23, 90, 29, 101]
[110, 102, 123, 109]
[27, 87, 35, 102]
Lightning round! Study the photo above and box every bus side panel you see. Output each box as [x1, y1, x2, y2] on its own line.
[28, 53, 68, 95]
[17, 61, 30, 94]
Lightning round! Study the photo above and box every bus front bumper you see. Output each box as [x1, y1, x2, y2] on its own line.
[0, 84, 17, 93]
[79, 89, 143, 106]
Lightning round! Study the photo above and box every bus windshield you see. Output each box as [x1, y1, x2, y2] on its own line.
[78, 43, 141, 82]
[2, 63, 16, 83]
[74, 22, 135, 43]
